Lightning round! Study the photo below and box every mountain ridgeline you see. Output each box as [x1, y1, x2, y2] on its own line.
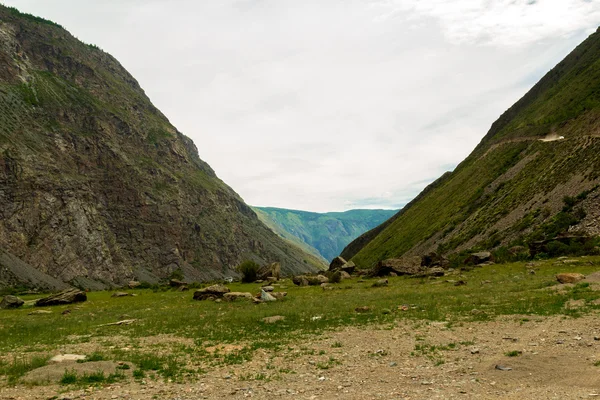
[253, 207, 397, 262]
[343, 27, 600, 268]
[0, 5, 321, 290]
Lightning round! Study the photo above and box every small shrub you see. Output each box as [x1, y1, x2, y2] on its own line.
[80, 371, 105, 384]
[237, 260, 260, 283]
[86, 352, 104, 362]
[505, 350, 522, 357]
[133, 369, 145, 379]
[60, 369, 78, 385]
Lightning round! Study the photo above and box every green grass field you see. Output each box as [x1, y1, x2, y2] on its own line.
[1, 256, 600, 385]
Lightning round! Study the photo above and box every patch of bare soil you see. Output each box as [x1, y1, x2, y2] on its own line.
[3, 314, 600, 399]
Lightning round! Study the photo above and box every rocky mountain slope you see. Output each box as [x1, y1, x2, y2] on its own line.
[0, 6, 320, 289]
[343, 27, 600, 268]
[254, 207, 396, 262]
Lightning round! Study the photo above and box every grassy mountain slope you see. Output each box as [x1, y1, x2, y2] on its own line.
[0, 5, 319, 288]
[254, 207, 396, 262]
[345, 27, 600, 268]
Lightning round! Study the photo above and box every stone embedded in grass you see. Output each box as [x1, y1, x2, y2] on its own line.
[261, 286, 274, 292]
[111, 292, 133, 298]
[261, 290, 277, 302]
[565, 299, 586, 309]
[292, 275, 329, 286]
[465, 252, 492, 265]
[556, 273, 585, 284]
[49, 354, 86, 363]
[372, 279, 388, 288]
[35, 289, 87, 307]
[0, 295, 24, 309]
[193, 284, 230, 301]
[223, 292, 254, 302]
[271, 291, 287, 300]
[28, 310, 52, 315]
[262, 315, 285, 323]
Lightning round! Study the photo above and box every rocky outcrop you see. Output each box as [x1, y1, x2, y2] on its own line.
[0, 5, 318, 289]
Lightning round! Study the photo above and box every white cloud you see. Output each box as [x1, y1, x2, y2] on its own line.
[3, 0, 599, 211]
[375, 0, 600, 46]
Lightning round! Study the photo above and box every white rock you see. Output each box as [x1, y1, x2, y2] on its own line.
[49, 354, 86, 363]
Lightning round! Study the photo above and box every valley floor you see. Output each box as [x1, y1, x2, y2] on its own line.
[2, 313, 600, 399]
[3, 257, 600, 399]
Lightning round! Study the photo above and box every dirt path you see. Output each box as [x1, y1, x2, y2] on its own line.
[3, 313, 600, 399]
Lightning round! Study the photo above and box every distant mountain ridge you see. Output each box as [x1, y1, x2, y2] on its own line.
[0, 5, 320, 289]
[253, 207, 397, 262]
[343, 27, 600, 268]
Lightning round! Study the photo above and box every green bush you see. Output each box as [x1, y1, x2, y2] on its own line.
[237, 260, 260, 283]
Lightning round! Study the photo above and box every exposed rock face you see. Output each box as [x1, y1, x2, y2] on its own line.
[0, 295, 24, 309]
[35, 289, 87, 306]
[0, 6, 318, 289]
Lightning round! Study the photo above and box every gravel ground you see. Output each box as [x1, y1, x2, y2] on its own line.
[3, 313, 600, 399]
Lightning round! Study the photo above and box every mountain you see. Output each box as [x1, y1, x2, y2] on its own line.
[0, 6, 320, 289]
[253, 207, 397, 262]
[343, 27, 600, 268]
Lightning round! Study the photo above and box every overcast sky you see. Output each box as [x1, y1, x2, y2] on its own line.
[4, 1, 599, 212]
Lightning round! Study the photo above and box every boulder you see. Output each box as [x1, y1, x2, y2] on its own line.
[223, 292, 253, 302]
[292, 275, 328, 286]
[260, 290, 277, 302]
[292, 275, 309, 286]
[340, 271, 351, 280]
[421, 252, 449, 269]
[35, 289, 87, 307]
[169, 279, 187, 287]
[257, 262, 281, 281]
[329, 256, 347, 271]
[369, 257, 423, 277]
[329, 257, 356, 274]
[261, 286, 274, 292]
[340, 261, 356, 274]
[128, 281, 141, 289]
[464, 252, 492, 265]
[556, 273, 585, 284]
[271, 292, 287, 300]
[0, 295, 24, 309]
[178, 285, 189, 292]
[193, 284, 230, 301]
[425, 267, 445, 277]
